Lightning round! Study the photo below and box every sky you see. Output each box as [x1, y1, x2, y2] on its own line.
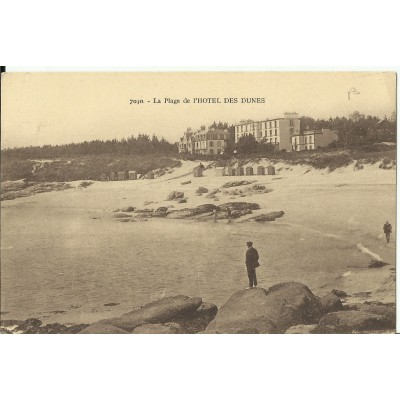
[1, 71, 396, 149]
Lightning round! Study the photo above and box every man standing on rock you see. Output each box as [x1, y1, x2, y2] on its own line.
[245, 241, 260, 288]
[383, 221, 392, 243]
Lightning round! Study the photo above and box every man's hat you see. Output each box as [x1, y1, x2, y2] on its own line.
[246, 241, 253, 246]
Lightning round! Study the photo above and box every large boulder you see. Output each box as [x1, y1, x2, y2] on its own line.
[79, 323, 129, 334]
[343, 303, 395, 326]
[206, 282, 323, 334]
[172, 302, 218, 333]
[98, 295, 202, 331]
[320, 293, 343, 313]
[314, 311, 394, 333]
[132, 322, 184, 334]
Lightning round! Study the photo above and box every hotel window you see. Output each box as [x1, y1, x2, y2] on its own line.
[217, 141, 221, 147]
[289, 119, 294, 127]
[275, 129, 277, 135]
[210, 141, 214, 147]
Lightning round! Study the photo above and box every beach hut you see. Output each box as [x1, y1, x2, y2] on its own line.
[99, 173, 107, 181]
[257, 166, 265, 175]
[245, 166, 254, 176]
[118, 171, 126, 181]
[227, 167, 236, 176]
[128, 171, 137, 180]
[267, 165, 276, 175]
[110, 172, 117, 181]
[215, 167, 225, 177]
[146, 172, 155, 179]
[237, 167, 244, 176]
[193, 167, 203, 177]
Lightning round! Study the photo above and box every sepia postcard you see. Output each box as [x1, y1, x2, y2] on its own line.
[0, 71, 397, 334]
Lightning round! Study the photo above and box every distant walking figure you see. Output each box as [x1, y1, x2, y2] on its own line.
[227, 207, 231, 222]
[213, 209, 217, 223]
[383, 221, 392, 243]
[245, 241, 260, 288]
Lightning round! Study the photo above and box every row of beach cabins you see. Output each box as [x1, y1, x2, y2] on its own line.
[194, 165, 276, 177]
[99, 171, 154, 181]
[99, 165, 275, 181]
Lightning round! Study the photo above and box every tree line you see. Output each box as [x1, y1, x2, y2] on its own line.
[2, 134, 178, 159]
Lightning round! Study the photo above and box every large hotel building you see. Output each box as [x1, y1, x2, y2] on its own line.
[233, 112, 301, 151]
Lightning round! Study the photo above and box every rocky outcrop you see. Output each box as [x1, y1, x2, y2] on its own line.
[342, 303, 395, 326]
[166, 191, 184, 201]
[221, 180, 254, 188]
[249, 211, 284, 222]
[206, 282, 323, 334]
[285, 324, 317, 334]
[320, 293, 343, 313]
[132, 322, 185, 334]
[368, 260, 388, 268]
[96, 295, 204, 332]
[219, 202, 260, 211]
[79, 323, 129, 334]
[314, 311, 394, 333]
[171, 302, 218, 333]
[121, 206, 135, 212]
[331, 289, 348, 298]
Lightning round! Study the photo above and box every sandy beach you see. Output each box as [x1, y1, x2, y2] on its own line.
[0, 160, 396, 327]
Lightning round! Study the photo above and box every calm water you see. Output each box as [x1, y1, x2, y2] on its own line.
[1, 204, 372, 324]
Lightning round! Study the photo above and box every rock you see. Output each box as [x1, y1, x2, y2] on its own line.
[99, 295, 203, 331]
[285, 324, 317, 334]
[219, 202, 260, 211]
[165, 210, 195, 219]
[66, 324, 90, 334]
[132, 322, 185, 334]
[172, 302, 218, 333]
[181, 180, 191, 185]
[193, 204, 219, 214]
[154, 206, 169, 217]
[79, 323, 129, 334]
[222, 180, 253, 188]
[17, 318, 43, 333]
[314, 311, 394, 333]
[196, 186, 209, 194]
[342, 303, 395, 326]
[177, 198, 187, 203]
[112, 213, 132, 218]
[320, 293, 343, 313]
[252, 184, 265, 190]
[368, 260, 388, 268]
[331, 289, 347, 298]
[117, 218, 131, 222]
[207, 282, 323, 334]
[166, 191, 184, 201]
[250, 211, 284, 222]
[121, 206, 135, 212]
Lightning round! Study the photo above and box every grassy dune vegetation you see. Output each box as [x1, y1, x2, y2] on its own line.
[1, 155, 182, 182]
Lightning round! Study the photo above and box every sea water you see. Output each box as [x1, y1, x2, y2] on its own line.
[1, 201, 378, 325]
